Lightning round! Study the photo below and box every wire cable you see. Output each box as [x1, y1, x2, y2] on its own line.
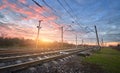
[32, 0, 43, 7]
[42, 0, 57, 12]
[63, 0, 95, 33]
[57, 0, 84, 29]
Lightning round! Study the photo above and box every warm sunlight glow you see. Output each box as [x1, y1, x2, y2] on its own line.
[41, 38, 53, 43]
[105, 42, 120, 46]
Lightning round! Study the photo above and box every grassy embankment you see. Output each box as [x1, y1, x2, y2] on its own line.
[83, 48, 120, 73]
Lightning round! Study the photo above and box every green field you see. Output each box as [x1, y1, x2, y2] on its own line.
[83, 48, 120, 73]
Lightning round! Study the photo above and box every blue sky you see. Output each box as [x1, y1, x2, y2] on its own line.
[0, 0, 120, 45]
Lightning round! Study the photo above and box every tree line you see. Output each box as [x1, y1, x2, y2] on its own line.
[0, 37, 76, 49]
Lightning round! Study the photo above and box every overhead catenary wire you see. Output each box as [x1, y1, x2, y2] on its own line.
[32, 0, 81, 34]
[32, 0, 93, 40]
[63, 0, 79, 20]
[38, 0, 78, 33]
[57, 0, 84, 28]
[19, 0, 93, 34]
[25, 0, 98, 45]
[32, 0, 43, 7]
[31, 0, 61, 30]
[32, 0, 62, 20]
[42, 0, 57, 12]
[57, 0, 94, 35]
[41, 0, 70, 24]
[56, 0, 76, 22]
[63, 0, 94, 33]
[31, 0, 70, 44]
[32, 0, 64, 27]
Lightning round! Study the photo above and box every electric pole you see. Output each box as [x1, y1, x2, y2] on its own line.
[101, 38, 104, 47]
[61, 26, 63, 49]
[82, 39, 84, 46]
[36, 20, 42, 49]
[75, 34, 77, 48]
[94, 25, 100, 48]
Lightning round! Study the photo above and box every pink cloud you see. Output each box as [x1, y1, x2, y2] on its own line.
[0, 5, 6, 10]
[0, 22, 36, 39]
[28, 5, 45, 14]
[2, 0, 59, 26]
[28, 5, 57, 21]
[18, 0, 26, 4]
[0, 22, 60, 40]
[3, 0, 45, 20]
[0, 0, 64, 40]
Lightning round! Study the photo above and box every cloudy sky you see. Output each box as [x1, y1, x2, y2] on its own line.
[0, 0, 120, 45]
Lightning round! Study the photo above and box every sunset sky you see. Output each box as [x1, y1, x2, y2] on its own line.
[0, 0, 120, 45]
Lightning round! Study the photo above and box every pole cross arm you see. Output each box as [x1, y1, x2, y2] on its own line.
[37, 26, 41, 29]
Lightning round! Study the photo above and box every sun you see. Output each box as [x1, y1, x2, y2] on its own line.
[41, 38, 52, 43]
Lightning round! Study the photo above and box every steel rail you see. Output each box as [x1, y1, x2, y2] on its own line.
[0, 48, 83, 62]
[0, 48, 81, 56]
[0, 48, 90, 72]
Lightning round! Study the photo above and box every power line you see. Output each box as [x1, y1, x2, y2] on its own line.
[19, 0, 63, 41]
[63, 0, 94, 33]
[57, 0, 77, 24]
[20, 0, 93, 34]
[85, 26, 95, 33]
[41, 1, 78, 36]
[32, 0, 43, 7]
[57, 0, 74, 19]
[32, 0, 62, 20]
[42, 0, 57, 12]
[57, 0, 84, 28]
[32, 0, 66, 28]
[18, 0, 57, 30]
[17, 0, 89, 44]
[32, 0, 91, 40]
[41, 0, 70, 23]
[63, 0, 79, 20]
[32, 0, 78, 33]
[31, 0, 62, 30]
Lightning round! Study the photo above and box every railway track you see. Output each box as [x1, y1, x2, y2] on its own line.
[0, 47, 93, 73]
[0, 48, 81, 62]
[0, 49, 45, 57]
[0, 47, 79, 57]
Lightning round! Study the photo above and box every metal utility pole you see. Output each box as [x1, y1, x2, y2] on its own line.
[101, 38, 104, 47]
[36, 20, 42, 49]
[61, 26, 63, 49]
[94, 25, 100, 47]
[75, 34, 77, 48]
[82, 39, 84, 46]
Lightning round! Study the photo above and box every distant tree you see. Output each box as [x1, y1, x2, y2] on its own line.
[117, 44, 120, 47]
[0, 37, 77, 50]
